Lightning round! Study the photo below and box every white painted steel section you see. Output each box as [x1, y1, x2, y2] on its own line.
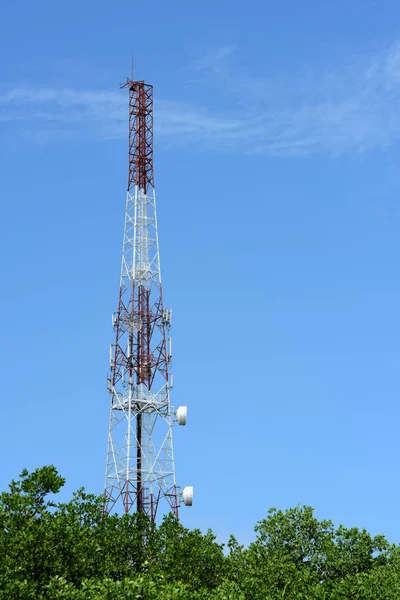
[104, 184, 191, 515]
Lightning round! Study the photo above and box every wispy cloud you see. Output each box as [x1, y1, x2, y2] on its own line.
[0, 85, 242, 146]
[2, 43, 400, 156]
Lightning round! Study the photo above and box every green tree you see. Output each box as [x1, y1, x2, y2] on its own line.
[0, 465, 65, 599]
[0, 467, 225, 598]
[1, 466, 400, 600]
[153, 513, 225, 591]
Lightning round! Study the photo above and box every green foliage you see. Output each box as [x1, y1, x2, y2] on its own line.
[153, 513, 225, 590]
[227, 506, 399, 599]
[0, 466, 399, 599]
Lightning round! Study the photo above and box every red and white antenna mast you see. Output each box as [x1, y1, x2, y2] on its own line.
[104, 71, 193, 519]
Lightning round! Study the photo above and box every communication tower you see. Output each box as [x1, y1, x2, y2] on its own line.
[104, 72, 193, 520]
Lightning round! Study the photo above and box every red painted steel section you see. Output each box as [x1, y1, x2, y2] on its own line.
[121, 78, 154, 194]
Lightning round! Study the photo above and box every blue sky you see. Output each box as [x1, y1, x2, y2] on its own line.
[1, 0, 400, 544]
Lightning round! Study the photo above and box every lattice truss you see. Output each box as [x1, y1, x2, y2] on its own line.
[105, 79, 193, 520]
[104, 79, 182, 520]
[105, 186, 178, 519]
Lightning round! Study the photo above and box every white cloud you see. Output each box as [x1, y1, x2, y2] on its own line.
[2, 43, 400, 156]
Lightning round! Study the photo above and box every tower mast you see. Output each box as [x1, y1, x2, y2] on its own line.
[104, 73, 192, 519]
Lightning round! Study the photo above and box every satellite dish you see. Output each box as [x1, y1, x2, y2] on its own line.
[182, 486, 193, 507]
[176, 406, 187, 426]
[129, 316, 142, 332]
[120, 315, 142, 332]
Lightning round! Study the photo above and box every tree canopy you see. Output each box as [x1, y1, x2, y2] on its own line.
[0, 466, 399, 599]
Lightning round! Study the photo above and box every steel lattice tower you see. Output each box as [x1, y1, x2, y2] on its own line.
[104, 74, 192, 519]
